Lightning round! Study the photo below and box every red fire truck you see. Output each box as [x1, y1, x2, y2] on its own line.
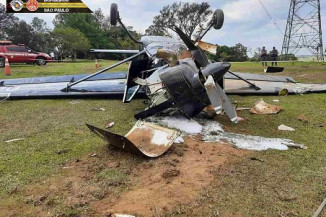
[0, 41, 52, 67]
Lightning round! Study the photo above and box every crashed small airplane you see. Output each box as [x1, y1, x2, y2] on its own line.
[1, 4, 325, 157]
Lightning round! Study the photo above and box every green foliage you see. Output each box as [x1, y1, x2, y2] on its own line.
[51, 27, 90, 61]
[0, 3, 19, 39]
[53, 13, 103, 48]
[30, 17, 51, 52]
[53, 9, 141, 60]
[146, 2, 212, 38]
[213, 43, 248, 62]
[280, 54, 298, 61]
[7, 21, 34, 46]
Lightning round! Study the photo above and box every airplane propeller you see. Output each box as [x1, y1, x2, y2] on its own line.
[174, 27, 238, 123]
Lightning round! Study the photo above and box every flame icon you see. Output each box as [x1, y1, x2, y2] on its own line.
[26, 0, 39, 11]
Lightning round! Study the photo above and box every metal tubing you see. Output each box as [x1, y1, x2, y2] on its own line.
[62, 50, 146, 91]
[228, 70, 261, 90]
[118, 18, 142, 44]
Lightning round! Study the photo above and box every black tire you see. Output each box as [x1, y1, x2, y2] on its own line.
[36, 57, 47, 66]
[0, 58, 4, 68]
[110, 3, 118, 26]
[213, 9, 224, 30]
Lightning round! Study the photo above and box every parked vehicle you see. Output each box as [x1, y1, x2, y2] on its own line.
[0, 41, 52, 67]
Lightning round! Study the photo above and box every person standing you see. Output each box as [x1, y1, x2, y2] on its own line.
[271, 47, 279, 66]
[261, 46, 267, 66]
[50, 51, 55, 60]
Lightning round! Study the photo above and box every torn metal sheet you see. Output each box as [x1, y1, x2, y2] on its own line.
[195, 40, 218, 54]
[250, 100, 282, 115]
[86, 121, 180, 157]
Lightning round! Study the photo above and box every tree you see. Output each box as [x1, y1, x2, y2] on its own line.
[215, 45, 233, 61]
[279, 54, 298, 61]
[30, 17, 51, 52]
[231, 43, 248, 62]
[51, 27, 90, 61]
[31, 17, 48, 32]
[214, 43, 248, 62]
[93, 9, 111, 31]
[7, 21, 34, 47]
[0, 3, 19, 39]
[53, 13, 106, 49]
[145, 2, 212, 38]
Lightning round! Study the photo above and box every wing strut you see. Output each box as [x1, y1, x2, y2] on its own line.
[61, 50, 146, 92]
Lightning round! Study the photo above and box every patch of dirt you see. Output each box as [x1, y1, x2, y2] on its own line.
[298, 115, 309, 123]
[162, 169, 180, 179]
[0, 138, 248, 217]
[92, 137, 248, 216]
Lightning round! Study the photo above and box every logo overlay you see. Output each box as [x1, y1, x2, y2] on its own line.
[10, 0, 23, 11]
[6, 0, 92, 13]
[26, 0, 39, 11]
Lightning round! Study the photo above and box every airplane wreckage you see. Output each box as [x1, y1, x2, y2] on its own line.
[1, 4, 325, 157]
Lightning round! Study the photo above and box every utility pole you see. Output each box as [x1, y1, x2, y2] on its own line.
[282, 0, 324, 61]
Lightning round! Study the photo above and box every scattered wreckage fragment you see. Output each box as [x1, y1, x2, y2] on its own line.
[250, 100, 282, 115]
[87, 121, 179, 158]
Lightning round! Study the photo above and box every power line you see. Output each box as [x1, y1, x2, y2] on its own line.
[257, 0, 284, 35]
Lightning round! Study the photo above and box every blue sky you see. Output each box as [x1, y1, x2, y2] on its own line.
[1, 0, 325, 56]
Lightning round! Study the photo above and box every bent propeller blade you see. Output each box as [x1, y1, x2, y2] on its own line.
[205, 75, 238, 123]
[215, 81, 238, 123]
[204, 75, 222, 114]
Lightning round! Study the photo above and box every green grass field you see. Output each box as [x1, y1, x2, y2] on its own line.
[0, 60, 326, 216]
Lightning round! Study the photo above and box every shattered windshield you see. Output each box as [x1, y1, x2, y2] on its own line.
[141, 36, 187, 56]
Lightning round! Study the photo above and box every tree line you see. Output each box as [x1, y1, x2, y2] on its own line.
[1, 2, 293, 62]
[0, 4, 140, 60]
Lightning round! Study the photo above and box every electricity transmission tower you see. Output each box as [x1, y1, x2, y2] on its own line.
[282, 0, 324, 61]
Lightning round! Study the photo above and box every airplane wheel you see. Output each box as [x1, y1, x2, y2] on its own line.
[0, 58, 4, 68]
[110, 3, 118, 25]
[213, 9, 224, 30]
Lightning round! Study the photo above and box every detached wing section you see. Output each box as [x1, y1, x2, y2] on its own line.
[224, 72, 326, 95]
[0, 72, 131, 99]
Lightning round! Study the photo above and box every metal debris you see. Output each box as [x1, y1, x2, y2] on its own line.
[236, 107, 251, 111]
[278, 124, 295, 131]
[93, 107, 106, 111]
[312, 198, 326, 217]
[68, 100, 83, 105]
[87, 121, 180, 158]
[110, 214, 136, 217]
[250, 100, 282, 115]
[150, 115, 307, 151]
[195, 40, 218, 54]
[106, 122, 115, 128]
[5, 138, 25, 143]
